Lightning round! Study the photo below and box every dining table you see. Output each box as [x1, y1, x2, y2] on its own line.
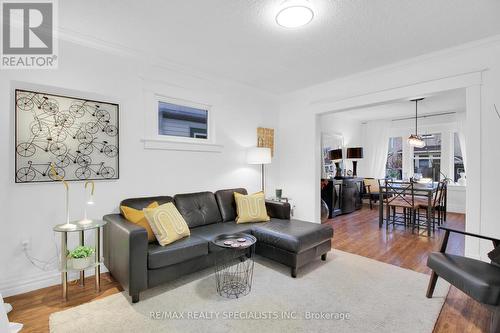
[378, 181, 440, 236]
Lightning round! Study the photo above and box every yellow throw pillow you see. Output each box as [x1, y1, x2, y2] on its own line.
[234, 191, 270, 224]
[143, 202, 191, 246]
[121, 202, 159, 242]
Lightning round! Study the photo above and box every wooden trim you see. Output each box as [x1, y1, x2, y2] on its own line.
[141, 137, 223, 152]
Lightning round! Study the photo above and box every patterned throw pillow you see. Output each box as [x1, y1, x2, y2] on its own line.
[143, 202, 190, 246]
[120, 202, 159, 242]
[234, 191, 270, 224]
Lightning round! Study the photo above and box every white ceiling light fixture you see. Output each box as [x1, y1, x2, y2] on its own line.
[276, 0, 314, 28]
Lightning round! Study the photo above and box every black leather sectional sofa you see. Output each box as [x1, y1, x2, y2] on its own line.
[103, 188, 334, 303]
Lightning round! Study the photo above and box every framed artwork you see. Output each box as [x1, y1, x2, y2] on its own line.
[257, 127, 274, 157]
[15, 89, 119, 183]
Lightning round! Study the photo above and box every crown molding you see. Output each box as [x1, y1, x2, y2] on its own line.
[56, 28, 500, 99]
[310, 71, 483, 114]
[56, 27, 276, 98]
[286, 34, 500, 97]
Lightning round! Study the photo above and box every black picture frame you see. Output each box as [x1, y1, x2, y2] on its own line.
[14, 89, 120, 183]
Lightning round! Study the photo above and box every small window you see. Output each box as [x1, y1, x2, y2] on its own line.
[158, 101, 208, 140]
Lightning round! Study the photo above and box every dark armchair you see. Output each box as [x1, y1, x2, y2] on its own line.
[426, 225, 500, 333]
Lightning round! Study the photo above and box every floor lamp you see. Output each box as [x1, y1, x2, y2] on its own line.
[247, 147, 272, 192]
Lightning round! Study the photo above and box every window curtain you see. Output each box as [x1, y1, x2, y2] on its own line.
[456, 112, 467, 172]
[359, 120, 391, 178]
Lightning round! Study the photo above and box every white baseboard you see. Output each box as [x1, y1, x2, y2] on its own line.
[0, 271, 61, 298]
[0, 267, 109, 298]
[445, 204, 466, 214]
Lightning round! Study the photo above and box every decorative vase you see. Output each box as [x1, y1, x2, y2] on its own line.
[70, 256, 94, 270]
[457, 172, 466, 186]
[321, 199, 330, 223]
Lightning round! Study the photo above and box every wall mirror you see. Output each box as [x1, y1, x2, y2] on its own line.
[321, 132, 344, 179]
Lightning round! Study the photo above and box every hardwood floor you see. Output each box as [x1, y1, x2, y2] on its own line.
[325, 206, 490, 333]
[5, 205, 490, 332]
[5, 274, 122, 333]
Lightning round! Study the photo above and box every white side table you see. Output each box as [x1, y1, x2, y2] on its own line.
[53, 220, 107, 300]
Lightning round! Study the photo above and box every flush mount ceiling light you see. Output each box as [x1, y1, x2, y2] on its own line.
[276, 0, 314, 28]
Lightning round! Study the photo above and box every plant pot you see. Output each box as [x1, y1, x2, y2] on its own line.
[69, 256, 94, 270]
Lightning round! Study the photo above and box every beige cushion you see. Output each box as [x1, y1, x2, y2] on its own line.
[364, 178, 380, 193]
[234, 191, 270, 224]
[143, 202, 190, 246]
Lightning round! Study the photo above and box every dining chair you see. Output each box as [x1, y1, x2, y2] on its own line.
[379, 180, 419, 231]
[417, 181, 446, 230]
[363, 178, 382, 210]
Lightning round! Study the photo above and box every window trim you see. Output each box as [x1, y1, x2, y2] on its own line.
[155, 95, 213, 144]
[141, 93, 223, 153]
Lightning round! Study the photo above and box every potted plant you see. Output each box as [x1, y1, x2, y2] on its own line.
[68, 246, 95, 270]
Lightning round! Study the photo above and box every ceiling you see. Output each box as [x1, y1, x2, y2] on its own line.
[60, 0, 500, 94]
[327, 89, 466, 121]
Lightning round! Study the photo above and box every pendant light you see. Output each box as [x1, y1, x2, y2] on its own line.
[408, 98, 425, 148]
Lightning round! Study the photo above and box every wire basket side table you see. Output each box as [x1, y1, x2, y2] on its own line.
[212, 233, 256, 299]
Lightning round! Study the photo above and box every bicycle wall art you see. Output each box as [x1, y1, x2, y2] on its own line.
[15, 89, 119, 183]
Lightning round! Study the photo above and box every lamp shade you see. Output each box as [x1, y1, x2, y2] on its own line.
[247, 147, 272, 164]
[346, 147, 364, 159]
[329, 148, 343, 161]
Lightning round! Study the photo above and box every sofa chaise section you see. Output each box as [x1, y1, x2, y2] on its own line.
[252, 219, 333, 277]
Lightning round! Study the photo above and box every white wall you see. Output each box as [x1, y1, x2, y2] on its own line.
[277, 36, 500, 261]
[447, 185, 466, 214]
[319, 114, 362, 147]
[0, 40, 280, 296]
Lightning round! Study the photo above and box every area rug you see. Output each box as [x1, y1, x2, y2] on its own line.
[50, 250, 449, 333]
